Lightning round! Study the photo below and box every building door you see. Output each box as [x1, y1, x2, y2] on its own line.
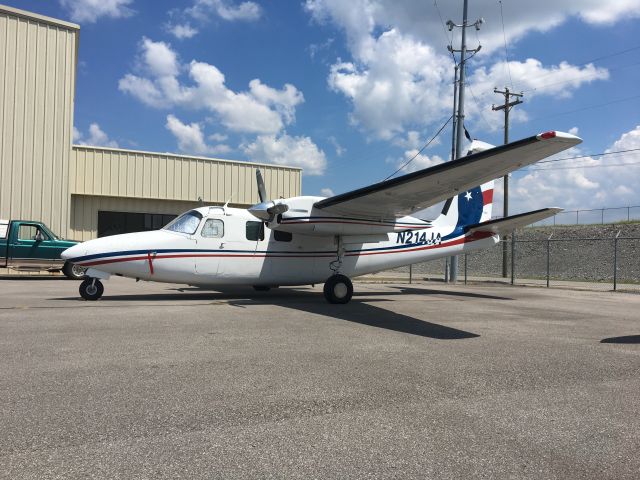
[98, 211, 177, 237]
[194, 217, 225, 276]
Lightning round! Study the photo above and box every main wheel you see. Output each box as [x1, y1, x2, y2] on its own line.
[79, 279, 104, 301]
[63, 261, 87, 280]
[323, 274, 353, 304]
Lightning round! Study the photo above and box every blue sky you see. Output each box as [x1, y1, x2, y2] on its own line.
[8, 0, 640, 214]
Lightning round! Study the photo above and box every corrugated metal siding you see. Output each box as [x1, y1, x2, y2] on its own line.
[70, 146, 302, 205]
[0, 8, 77, 238]
[70, 194, 209, 241]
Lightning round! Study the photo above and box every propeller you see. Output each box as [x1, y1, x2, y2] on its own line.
[256, 169, 267, 203]
[248, 169, 289, 222]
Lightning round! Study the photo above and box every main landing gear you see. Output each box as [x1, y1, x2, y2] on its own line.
[79, 278, 104, 301]
[323, 274, 353, 304]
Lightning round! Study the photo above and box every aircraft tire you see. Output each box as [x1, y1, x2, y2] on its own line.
[63, 261, 87, 280]
[79, 279, 104, 301]
[323, 274, 353, 304]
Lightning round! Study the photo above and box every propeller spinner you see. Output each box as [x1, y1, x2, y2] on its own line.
[248, 169, 289, 222]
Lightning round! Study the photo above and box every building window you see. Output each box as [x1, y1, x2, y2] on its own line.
[98, 211, 177, 237]
[201, 219, 224, 238]
[273, 230, 292, 242]
[246, 221, 265, 241]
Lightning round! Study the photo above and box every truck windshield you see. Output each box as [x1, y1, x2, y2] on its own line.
[163, 210, 203, 235]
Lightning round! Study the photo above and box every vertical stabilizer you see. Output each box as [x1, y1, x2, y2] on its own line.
[432, 139, 495, 230]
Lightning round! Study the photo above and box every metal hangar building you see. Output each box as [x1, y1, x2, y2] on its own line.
[0, 4, 302, 242]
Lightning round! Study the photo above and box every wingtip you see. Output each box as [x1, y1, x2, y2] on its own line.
[537, 130, 582, 145]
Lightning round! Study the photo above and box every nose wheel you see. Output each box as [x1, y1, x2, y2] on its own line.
[323, 274, 353, 304]
[79, 278, 104, 301]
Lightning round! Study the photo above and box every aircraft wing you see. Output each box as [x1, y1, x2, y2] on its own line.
[314, 131, 580, 219]
[465, 208, 562, 236]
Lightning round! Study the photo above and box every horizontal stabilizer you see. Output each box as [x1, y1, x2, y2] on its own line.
[465, 208, 562, 236]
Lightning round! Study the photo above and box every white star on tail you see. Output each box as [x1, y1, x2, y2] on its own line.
[464, 191, 472, 201]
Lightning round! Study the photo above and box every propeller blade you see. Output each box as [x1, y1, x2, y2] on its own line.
[256, 169, 267, 203]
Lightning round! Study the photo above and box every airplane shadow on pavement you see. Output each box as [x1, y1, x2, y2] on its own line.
[601, 335, 640, 344]
[53, 285, 499, 340]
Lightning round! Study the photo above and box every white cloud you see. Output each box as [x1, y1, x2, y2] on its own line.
[305, 0, 618, 140]
[167, 23, 199, 40]
[395, 149, 445, 174]
[165, 114, 231, 156]
[59, 0, 134, 23]
[208, 133, 228, 142]
[119, 38, 305, 135]
[306, 0, 640, 56]
[73, 123, 119, 147]
[328, 136, 345, 156]
[243, 134, 327, 175]
[140, 37, 179, 77]
[187, 0, 262, 22]
[501, 125, 640, 214]
[327, 29, 452, 140]
[320, 188, 335, 197]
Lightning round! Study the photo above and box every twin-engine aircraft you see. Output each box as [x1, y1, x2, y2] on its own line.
[62, 131, 580, 303]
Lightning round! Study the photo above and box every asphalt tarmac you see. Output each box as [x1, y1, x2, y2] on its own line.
[0, 277, 638, 479]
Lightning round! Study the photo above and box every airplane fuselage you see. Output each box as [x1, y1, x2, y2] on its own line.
[64, 206, 498, 287]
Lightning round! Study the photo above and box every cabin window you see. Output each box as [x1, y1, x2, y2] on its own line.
[201, 219, 224, 238]
[246, 221, 265, 241]
[163, 210, 203, 235]
[273, 230, 292, 242]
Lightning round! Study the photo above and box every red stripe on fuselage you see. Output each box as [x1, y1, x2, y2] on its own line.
[349, 231, 494, 256]
[482, 189, 494, 205]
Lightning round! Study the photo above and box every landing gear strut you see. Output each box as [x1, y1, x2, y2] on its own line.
[323, 274, 353, 304]
[79, 278, 104, 301]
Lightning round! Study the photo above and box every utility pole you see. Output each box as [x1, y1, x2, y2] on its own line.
[492, 87, 523, 277]
[446, 1, 483, 283]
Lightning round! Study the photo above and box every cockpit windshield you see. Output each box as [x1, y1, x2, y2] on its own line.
[163, 210, 203, 235]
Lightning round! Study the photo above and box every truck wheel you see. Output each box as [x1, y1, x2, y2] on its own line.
[323, 274, 353, 304]
[79, 279, 104, 301]
[63, 262, 86, 280]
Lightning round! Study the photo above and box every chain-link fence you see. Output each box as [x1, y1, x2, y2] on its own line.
[383, 234, 640, 292]
[531, 206, 640, 226]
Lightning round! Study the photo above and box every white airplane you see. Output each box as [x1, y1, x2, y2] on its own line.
[62, 131, 580, 303]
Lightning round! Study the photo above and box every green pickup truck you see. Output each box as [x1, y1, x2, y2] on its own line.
[0, 219, 85, 279]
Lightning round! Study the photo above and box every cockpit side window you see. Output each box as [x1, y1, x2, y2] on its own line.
[163, 210, 203, 235]
[201, 219, 224, 238]
[246, 221, 265, 241]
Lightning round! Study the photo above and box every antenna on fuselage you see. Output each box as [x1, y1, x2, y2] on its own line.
[223, 193, 233, 213]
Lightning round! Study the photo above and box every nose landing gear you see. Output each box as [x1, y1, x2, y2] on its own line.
[79, 278, 104, 301]
[323, 274, 353, 304]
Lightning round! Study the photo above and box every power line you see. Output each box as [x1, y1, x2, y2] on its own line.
[523, 161, 640, 172]
[538, 147, 640, 164]
[498, 0, 514, 89]
[518, 44, 640, 87]
[433, 0, 453, 51]
[521, 59, 640, 94]
[383, 115, 453, 180]
[527, 94, 640, 123]
[471, 44, 640, 102]
[467, 85, 494, 132]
